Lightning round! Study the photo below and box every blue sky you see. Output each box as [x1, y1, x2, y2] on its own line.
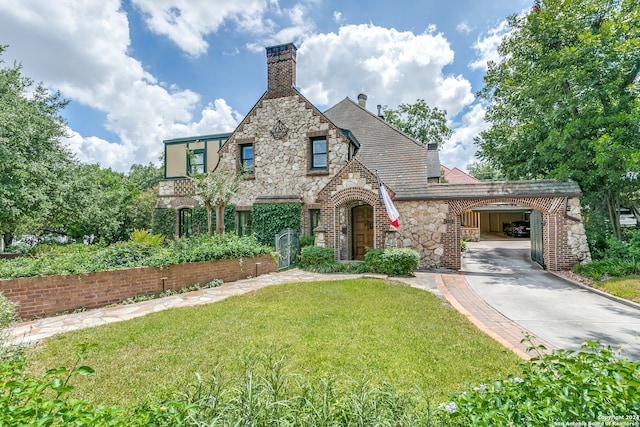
[0, 0, 530, 172]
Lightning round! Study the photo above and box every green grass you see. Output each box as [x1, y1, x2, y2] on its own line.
[594, 276, 640, 303]
[27, 279, 521, 408]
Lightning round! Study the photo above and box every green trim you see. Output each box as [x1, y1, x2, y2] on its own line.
[163, 133, 231, 145]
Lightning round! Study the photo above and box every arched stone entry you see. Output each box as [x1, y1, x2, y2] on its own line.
[316, 159, 391, 261]
[444, 196, 591, 271]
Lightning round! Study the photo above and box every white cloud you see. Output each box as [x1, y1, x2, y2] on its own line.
[456, 21, 473, 34]
[469, 19, 511, 71]
[131, 0, 269, 56]
[440, 103, 489, 171]
[297, 24, 475, 116]
[333, 11, 343, 23]
[0, 0, 242, 171]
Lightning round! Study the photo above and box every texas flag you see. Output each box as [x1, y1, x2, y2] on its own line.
[378, 176, 400, 228]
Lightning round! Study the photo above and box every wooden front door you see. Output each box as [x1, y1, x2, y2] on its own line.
[353, 205, 373, 260]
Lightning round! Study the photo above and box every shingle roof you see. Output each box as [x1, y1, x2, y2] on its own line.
[395, 179, 582, 200]
[323, 97, 433, 191]
[441, 166, 480, 184]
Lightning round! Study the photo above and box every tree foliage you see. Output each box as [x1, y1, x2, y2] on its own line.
[476, 0, 640, 238]
[382, 99, 452, 146]
[190, 166, 245, 236]
[127, 162, 163, 191]
[466, 160, 506, 181]
[0, 45, 72, 245]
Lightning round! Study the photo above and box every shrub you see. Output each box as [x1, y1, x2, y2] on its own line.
[0, 292, 17, 329]
[363, 248, 385, 273]
[0, 345, 125, 426]
[0, 235, 273, 279]
[441, 338, 640, 426]
[129, 229, 165, 247]
[366, 248, 419, 276]
[3, 242, 31, 255]
[299, 234, 315, 248]
[298, 246, 336, 271]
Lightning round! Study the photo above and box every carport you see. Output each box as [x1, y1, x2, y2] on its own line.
[435, 180, 591, 271]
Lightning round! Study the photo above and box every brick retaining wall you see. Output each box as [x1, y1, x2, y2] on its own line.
[0, 254, 276, 319]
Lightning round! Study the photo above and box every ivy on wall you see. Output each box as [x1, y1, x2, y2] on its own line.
[152, 205, 235, 240]
[152, 208, 176, 240]
[251, 203, 302, 246]
[224, 204, 236, 233]
[191, 207, 208, 236]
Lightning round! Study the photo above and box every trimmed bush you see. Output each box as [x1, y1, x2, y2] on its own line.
[366, 248, 419, 276]
[298, 246, 335, 270]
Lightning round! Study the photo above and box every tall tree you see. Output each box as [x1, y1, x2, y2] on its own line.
[127, 162, 163, 191]
[382, 99, 452, 147]
[476, 0, 640, 238]
[49, 164, 139, 244]
[190, 166, 245, 236]
[0, 46, 72, 248]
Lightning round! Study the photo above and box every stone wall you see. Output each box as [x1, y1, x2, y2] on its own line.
[1, 255, 276, 319]
[564, 196, 592, 264]
[219, 95, 351, 208]
[395, 200, 449, 268]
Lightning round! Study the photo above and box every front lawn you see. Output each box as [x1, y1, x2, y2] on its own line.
[593, 276, 640, 303]
[27, 278, 521, 408]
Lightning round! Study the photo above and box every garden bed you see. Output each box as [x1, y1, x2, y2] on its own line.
[1, 254, 276, 319]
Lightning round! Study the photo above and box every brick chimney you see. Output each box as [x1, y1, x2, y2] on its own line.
[266, 43, 297, 98]
[357, 93, 367, 108]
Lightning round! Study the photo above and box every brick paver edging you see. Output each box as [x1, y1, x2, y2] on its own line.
[435, 273, 556, 360]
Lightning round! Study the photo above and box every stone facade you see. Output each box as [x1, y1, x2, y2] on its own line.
[565, 197, 592, 264]
[155, 42, 592, 273]
[395, 200, 449, 268]
[218, 94, 351, 208]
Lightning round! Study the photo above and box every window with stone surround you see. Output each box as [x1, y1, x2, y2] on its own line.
[240, 143, 254, 173]
[310, 136, 327, 170]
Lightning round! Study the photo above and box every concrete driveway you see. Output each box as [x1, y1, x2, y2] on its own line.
[462, 235, 640, 360]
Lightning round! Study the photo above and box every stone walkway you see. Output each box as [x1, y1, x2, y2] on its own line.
[7, 268, 540, 359]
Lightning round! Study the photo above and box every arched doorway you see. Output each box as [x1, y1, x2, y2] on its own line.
[352, 205, 373, 260]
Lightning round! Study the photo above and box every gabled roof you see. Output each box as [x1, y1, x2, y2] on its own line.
[441, 166, 480, 184]
[323, 97, 434, 191]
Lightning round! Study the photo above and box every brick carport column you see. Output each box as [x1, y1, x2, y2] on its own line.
[442, 212, 461, 270]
